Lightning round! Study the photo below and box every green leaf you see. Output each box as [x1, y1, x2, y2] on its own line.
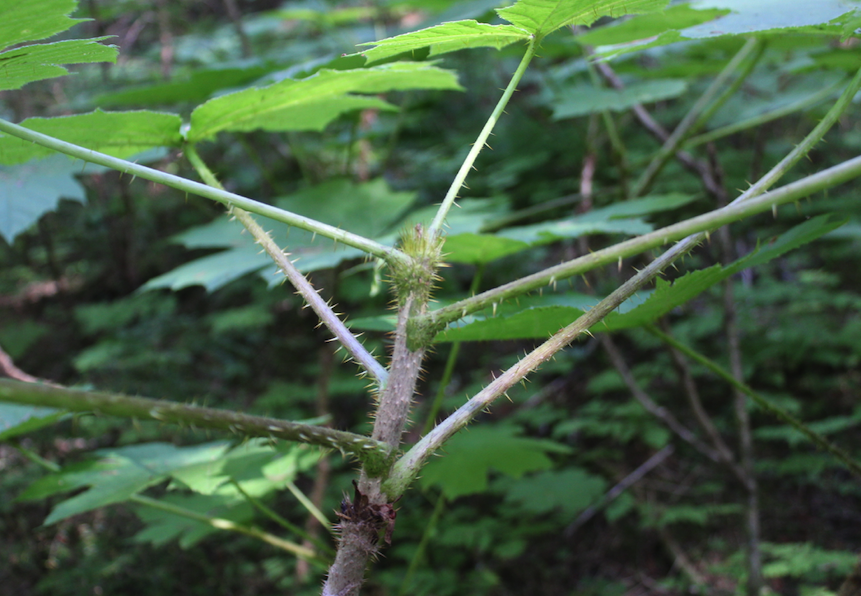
[0, 39, 117, 92]
[503, 468, 607, 516]
[575, 4, 730, 47]
[36, 441, 232, 525]
[551, 79, 688, 120]
[497, 0, 668, 39]
[0, 0, 117, 90]
[0, 403, 66, 441]
[188, 63, 462, 142]
[437, 215, 843, 342]
[498, 194, 697, 247]
[419, 425, 571, 499]
[358, 21, 530, 65]
[96, 65, 274, 108]
[142, 178, 414, 292]
[593, 0, 859, 58]
[443, 233, 530, 264]
[0, 110, 183, 165]
[0, 155, 85, 243]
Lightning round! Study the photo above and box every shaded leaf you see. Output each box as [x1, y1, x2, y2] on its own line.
[143, 178, 414, 292]
[551, 79, 688, 119]
[0, 155, 85, 243]
[503, 468, 607, 516]
[575, 4, 729, 47]
[0, 403, 66, 441]
[419, 425, 571, 499]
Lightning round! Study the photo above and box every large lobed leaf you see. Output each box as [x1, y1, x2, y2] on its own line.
[497, 0, 668, 39]
[358, 21, 530, 65]
[0, 110, 183, 165]
[0, 0, 117, 91]
[187, 62, 462, 142]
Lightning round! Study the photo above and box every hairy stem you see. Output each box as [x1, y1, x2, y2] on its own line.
[428, 41, 536, 237]
[0, 118, 404, 263]
[412, 65, 861, 339]
[0, 379, 389, 463]
[185, 146, 388, 389]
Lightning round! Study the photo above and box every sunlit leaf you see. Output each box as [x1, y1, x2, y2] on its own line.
[358, 21, 530, 65]
[0, 110, 182, 165]
[0, 0, 117, 90]
[497, 0, 667, 39]
[188, 63, 462, 142]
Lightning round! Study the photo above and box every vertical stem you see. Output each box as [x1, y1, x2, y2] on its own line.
[428, 41, 536, 237]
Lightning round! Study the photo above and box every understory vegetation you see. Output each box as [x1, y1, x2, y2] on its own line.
[0, 1, 860, 595]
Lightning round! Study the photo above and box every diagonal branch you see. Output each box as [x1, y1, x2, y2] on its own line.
[185, 146, 388, 390]
[0, 379, 390, 464]
[410, 65, 861, 342]
[0, 117, 405, 264]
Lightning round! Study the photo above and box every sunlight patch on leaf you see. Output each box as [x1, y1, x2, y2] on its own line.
[358, 21, 530, 65]
[497, 0, 668, 39]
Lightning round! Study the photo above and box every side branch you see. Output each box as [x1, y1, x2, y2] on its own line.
[0, 380, 389, 463]
[185, 147, 388, 389]
[428, 41, 536, 237]
[414, 152, 861, 341]
[0, 118, 405, 264]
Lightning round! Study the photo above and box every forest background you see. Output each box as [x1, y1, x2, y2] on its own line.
[0, 0, 860, 595]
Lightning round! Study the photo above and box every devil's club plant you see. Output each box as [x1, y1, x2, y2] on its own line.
[1, 0, 861, 594]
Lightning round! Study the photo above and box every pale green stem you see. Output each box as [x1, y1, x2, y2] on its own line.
[645, 325, 861, 478]
[421, 266, 483, 435]
[129, 494, 328, 566]
[685, 77, 844, 149]
[0, 118, 404, 264]
[229, 479, 336, 556]
[285, 480, 333, 533]
[0, 379, 389, 463]
[428, 41, 536, 237]
[389, 65, 861, 490]
[631, 38, 763, 198]
[185, 146, 388, 390]
[387, 236, 697, 497]
[414, 65, 861, 341]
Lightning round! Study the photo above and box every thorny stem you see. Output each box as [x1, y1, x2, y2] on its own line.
[185, 146, 388, 390]
[645, 326, 861, 479]
[412, 65, 861, 340]
[388, 237, 697, 495]
[393, 64, 861, 488]
[0, 117, 405, 264]
[413, 153, 861, 342]
[0, 379, 389, 462]
[428, 41, 536, 237]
